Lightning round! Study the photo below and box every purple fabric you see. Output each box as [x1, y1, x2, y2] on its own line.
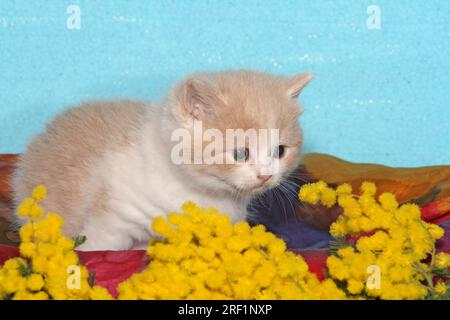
[248, 186, 333, 250]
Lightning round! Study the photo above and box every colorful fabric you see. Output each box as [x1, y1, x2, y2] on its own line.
[0, 153, 449, 297]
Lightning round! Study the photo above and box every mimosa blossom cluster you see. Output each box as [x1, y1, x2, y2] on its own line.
[1, 182, 448, 300]
[0, 185, 112, 300]
[117, 202, 345, 299]
[299, 181, 450, 299]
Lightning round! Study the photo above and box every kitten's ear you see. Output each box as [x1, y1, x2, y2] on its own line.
[180, 78, 222, 119]
[285, 73, 313, 99]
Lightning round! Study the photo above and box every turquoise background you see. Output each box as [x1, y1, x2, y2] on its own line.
[0, 1, 449, 167]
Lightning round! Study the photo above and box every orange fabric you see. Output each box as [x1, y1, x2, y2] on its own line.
[0, 154, 16, 205]
[0, 155, 19, 246]
[300, 153, 450, 203]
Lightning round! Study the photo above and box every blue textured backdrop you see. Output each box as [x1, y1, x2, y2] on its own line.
[0, 1, 449, 166]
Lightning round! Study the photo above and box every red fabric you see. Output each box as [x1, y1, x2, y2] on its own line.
[421, 196, 450, 224]
[1, 200, 449, 298]
[78, 250, 149, 297]
[296, 249, 329, 281]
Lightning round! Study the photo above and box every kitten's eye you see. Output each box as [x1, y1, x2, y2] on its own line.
[233, 147, 249, 162]
[273, 145, 286, 159]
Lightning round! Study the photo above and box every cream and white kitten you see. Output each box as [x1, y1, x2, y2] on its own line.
[13, 70, 312, 250]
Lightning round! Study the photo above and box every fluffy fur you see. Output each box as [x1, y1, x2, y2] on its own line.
[13, 70, 312, 250]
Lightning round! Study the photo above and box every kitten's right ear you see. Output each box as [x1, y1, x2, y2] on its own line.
[179, 78, 222, 120]
[285, 73, 314, 99]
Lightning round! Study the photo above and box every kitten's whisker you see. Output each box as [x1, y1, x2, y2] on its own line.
[279, 181, 304, 222]
[278, 183, 296, 218]
[272, 188, 289, 223]
[280, 181, 300, 201]
[281, 179, 303, 190]
[287, 172, 310, 179]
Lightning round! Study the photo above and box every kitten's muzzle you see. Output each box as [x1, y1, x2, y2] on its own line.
[257, 174, 272, 184]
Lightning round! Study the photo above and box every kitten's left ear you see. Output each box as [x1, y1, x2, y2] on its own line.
[180, 78, 224, 120]
[285, 73, 314, 99]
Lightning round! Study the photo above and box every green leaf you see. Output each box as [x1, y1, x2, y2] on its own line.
[18, 261, 33, 277]
[433, 291, 450, 300]
[3, 293, 14, 300]
[322, 268, 330, 279]
[432, 267, 450, 277]
[329, 237, 347, 255]
[73, 235, 87, 248]
[88, 272, 96, 288]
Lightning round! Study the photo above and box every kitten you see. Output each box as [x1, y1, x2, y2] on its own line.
[12, 70, 312, 250]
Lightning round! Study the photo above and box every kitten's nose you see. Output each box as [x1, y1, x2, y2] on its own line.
[257, 174, 272, 184]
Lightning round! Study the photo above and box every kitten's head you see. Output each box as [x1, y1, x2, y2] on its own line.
[165, 70, 312, 198]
